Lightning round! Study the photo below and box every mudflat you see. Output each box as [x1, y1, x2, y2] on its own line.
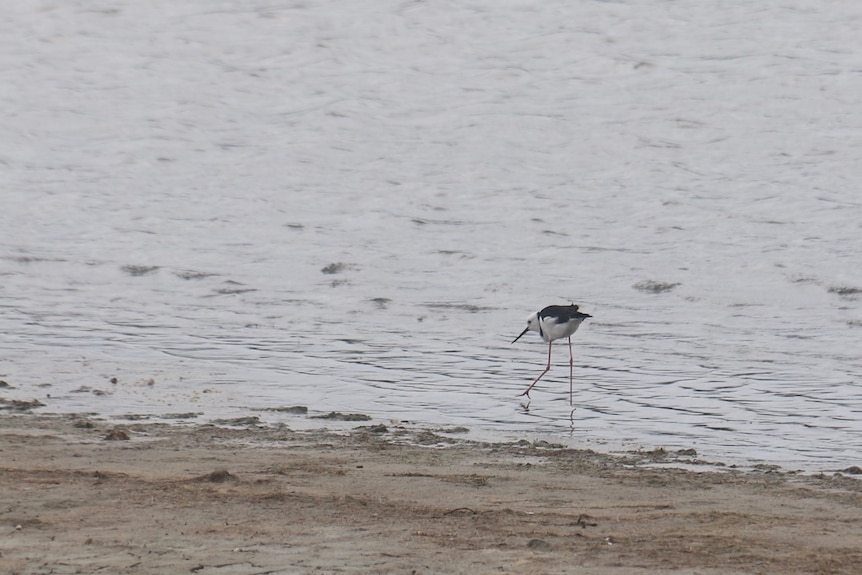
[1, 413, 860, 574]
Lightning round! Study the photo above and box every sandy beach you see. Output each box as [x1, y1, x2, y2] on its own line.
[1, 412, 860, 575]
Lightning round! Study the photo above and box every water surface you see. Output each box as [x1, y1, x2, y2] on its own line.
[2, 0, 861, 471]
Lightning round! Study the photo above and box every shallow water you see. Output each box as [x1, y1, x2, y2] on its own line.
[2, 1, 861, 470]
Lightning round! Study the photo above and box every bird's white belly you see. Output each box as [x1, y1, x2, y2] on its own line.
[538, 317, 584, 343]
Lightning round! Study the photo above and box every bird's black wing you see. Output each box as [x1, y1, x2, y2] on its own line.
[539, 304, 592, 323]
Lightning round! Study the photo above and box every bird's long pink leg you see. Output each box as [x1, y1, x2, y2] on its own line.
[518, 341, 552, 398]
[568, 336, 574, 406]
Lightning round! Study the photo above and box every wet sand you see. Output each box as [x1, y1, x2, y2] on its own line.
[1, 413, 860, 574]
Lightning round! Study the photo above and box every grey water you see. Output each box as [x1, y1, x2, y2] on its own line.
[2, 1, 861, 471]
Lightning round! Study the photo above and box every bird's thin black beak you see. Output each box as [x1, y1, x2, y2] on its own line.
[512, 326, 529, 344]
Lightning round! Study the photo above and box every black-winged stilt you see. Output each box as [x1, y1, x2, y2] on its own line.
[512, 304, 591, 404]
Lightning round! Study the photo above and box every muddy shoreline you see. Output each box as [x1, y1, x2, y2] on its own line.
[1, 413, 860, 574]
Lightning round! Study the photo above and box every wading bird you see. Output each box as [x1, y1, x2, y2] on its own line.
[512, 304, 591, 404]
